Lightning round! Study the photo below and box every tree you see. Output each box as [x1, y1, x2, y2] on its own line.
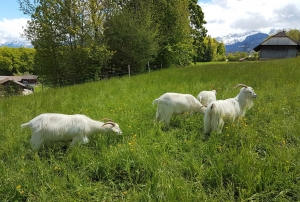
[0, 47, 35, 75]
[188, 0, 207, 63]
[0, 56, 13, 75]
[104, 0, 159, 73]
[19, 0, 112, 86]
[286, 29, 300, 43]
[151, 0, 194, 67]
[200, 36, 226, 62]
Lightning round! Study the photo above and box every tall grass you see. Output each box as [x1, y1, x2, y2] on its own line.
[1, 58, 300, 201]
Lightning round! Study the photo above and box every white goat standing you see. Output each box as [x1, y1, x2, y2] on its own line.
[153, 93, 206, 127]
[197, 89, 217, 106]
[204, 84, 257, 135]
[21, 113, 122, 150]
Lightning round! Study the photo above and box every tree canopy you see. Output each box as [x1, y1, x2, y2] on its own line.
[17, 0, 217, 86]
[0, 47, 35, 75]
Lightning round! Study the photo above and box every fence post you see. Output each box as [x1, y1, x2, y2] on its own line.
[148, 61, 150, 73]
[128, 65, 130, 77]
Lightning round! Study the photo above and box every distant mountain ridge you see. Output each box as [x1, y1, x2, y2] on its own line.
[0, 40, 32, 48]
[216, 29, 277, 53]
[225, 33, 269, 53]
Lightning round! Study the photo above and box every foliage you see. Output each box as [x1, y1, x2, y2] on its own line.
[151, 0, 194, 67]
[286, 29, 300, 43]
[20, 0, 113, 86]
[104, 0, 159, 73]
[0, 47, 35, 75]
[19, 0, 208, 85]
[227, 51, 259, 61]
[1, 57, 300, 200]
[188, 0, 208, 63]
[199, 36, 226, 62]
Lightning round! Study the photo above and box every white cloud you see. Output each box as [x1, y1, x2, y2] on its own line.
[0, 18, 29, 42]
[199, 0, 300, 37]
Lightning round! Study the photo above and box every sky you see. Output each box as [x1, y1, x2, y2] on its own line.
[198, 0, 300, 37]
[0, 0, 300, 42]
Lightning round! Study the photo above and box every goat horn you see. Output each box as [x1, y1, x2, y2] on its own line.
[102, 121, 115, 127]
[234, 84, 248, 88]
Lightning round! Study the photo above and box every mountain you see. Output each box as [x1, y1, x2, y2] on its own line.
[216, 30, 262, 45]
[216, 29, 277, 53]
[225, 33, 269, 53]
[0, 40, 33, 48]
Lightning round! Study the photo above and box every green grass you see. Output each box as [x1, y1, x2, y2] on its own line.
[1, 58, 300, 201]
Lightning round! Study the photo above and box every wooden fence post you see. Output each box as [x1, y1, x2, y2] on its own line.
[128, 65, 130, 77]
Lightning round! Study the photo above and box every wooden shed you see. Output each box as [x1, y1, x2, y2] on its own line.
[253, 31, 299, 59]
[0, 78, 26, 95]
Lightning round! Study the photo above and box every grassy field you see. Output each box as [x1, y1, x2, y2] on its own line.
[1, 58, 300, 201]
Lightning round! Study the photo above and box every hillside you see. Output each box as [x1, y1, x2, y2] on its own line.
[1, 58, 300, 201]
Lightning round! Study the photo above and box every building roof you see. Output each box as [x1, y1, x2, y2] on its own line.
[0, 78, 26, 87]
[253, 31, 298, 52]
[0, 75, 38, 83]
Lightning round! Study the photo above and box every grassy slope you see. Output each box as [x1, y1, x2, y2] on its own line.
[0, 58, 300, 201]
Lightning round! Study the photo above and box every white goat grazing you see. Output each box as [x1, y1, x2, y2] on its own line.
[197, 89, 217, 106]
[204, 84, 257, 135]
[21, 113, 122, 150]
[153, 93, 206, 127]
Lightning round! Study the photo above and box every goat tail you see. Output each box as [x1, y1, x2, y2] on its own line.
[21, 123, 30, 128]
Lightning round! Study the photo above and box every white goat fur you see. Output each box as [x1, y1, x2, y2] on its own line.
[197, 90, 217, 106]
[21, 113, 122, 150]
[153, 93, 206, 126]
[204, 84, 257, 135]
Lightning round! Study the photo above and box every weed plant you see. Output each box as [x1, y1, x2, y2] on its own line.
[0, 58, 300, 201]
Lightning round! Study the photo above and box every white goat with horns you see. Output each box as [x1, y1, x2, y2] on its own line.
[204, 84, 257, 135]
[21, 113, 122, 150]
[197, 89, 217, 106]
[153, 93, 206, 127]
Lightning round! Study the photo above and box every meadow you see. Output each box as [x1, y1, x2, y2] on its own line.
[0, 57, 300, 201]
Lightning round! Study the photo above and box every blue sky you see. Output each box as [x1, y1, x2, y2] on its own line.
[0, 0, 26, 19]
[1, 0, 300, 42]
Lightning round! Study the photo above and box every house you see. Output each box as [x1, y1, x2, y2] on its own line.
[0, 78, 27, 95]
[253, 31, 299, 59]
[0, 75, 38, 95]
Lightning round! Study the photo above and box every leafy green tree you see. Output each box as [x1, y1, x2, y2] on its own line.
[152, 0, 193, 67]
[0, 56, 13, 75]
[286, 29, 300, 43]
[20, 0, 112, 86]
[215, 42, 226, 61]
[200, 36, 226, 62]
[0, 47, 35, 75]
[188, 0, 207, 63]
[104, 0, 159, 73]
